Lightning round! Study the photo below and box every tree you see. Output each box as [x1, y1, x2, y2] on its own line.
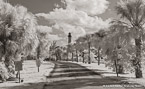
[76, 36, 89, 63]
[55, 46, 63, 61]
[49, 41, 57, 61]
[101, 22, 141, 76]
[69, 44, 75, 62]
[85, 35, 92, 64]
[36, 26, 51, 59]
[0, 0, 39, 79]
[115, 0, 145, 78]
[91, 30, 107, 65]
[71, 43, 79, 62]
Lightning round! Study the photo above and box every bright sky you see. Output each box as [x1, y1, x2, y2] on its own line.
[7, 0, 120, 45]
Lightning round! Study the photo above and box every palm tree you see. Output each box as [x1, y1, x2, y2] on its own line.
[101, 25, 130, 76]
[36, 25, 51, 59]
[76, 36, 91, 63]
[116, 0, 145, 78]
[91, 30, 107, 65]
[55, 46, 63, 61]
[0, 1, 39, 79]
[49, 41, 57, 61]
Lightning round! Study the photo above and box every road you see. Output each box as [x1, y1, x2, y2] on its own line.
[43, 61, 145, 89]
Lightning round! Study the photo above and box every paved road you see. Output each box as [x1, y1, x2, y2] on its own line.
[43, 61, 145, 89]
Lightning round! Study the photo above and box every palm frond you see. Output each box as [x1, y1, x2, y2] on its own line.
[116, 0, 145, 27]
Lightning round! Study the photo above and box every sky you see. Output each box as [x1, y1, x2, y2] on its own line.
[8, 0, 118, 19]
[7, 0, 120, 45]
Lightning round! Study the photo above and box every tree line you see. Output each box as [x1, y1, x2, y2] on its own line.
[0, 0, 50, 82]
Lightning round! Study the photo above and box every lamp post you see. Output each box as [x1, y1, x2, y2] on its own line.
[67, 32, 72, 61]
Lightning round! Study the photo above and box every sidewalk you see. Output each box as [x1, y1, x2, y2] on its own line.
[0, 60, 55, 89]
[73, 61, 145, 87]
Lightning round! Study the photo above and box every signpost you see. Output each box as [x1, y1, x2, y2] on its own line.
[36, 59, 41, 72]
[15, 61, 23, 83]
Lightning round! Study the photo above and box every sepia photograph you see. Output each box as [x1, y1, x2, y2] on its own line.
[0, 0, 145, 89]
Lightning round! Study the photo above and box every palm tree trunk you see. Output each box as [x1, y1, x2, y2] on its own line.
[134, 38, 143, 78]
[76, 50, 78, 62]
[58, 52, 61, 61]
[38, 67, 39, 72]
[59, 53, 61, 61]
[114, 59, 119, 77]
[88, 42, 91, 64]
[72, 52, 73, 62]
[82, 52, 85, 63]
[67, 52, 69, 61]
[98, 47, 101, 65]
[55, 53, 57, 61]
[118, 64, 124, 74]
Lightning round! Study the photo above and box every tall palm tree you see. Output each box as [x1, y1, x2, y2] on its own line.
[116, 0, 145, 78]
[76, 35, 91, 64]
[91, 30, 107, 65]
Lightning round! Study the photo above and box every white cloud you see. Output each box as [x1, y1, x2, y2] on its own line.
[37, 25, 58, 39]
[64, 0, 109, 15]
[37, 25, 62, 43]
[53, 23, 86, 39]
[36, 8, 111, 36]
[36, 0, 111, 44]
[37, 25, 52, 33]
[48, 34, 62, 41]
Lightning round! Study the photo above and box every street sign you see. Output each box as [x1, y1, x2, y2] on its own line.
[15, 61, 23, 71]
[14, 61, 23, 83]
[36, 59, 41, 67]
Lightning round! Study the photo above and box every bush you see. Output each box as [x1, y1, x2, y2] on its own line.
[0, 62, 9, 82]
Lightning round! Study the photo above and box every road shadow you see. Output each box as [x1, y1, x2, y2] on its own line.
[44, 61, 143, 89]
[47, 61, 100, 78]
[44, 77, 137, 89]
